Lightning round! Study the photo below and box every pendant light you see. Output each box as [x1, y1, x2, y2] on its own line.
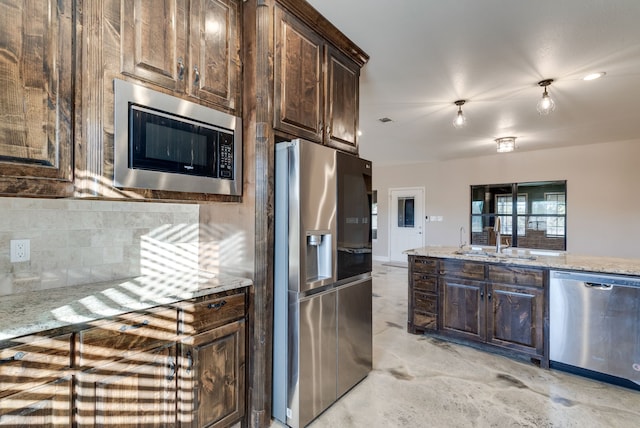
[452, 100, 466, 129]
[495, 137, 516, 153]
[536, 79, 555, 115]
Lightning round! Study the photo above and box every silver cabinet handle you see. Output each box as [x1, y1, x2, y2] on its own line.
[177, 57, 185, 81]
[120, 319, 149, 332]
[0, 351, 25, 365]
[207, 300, 227, 310]
[186, 351, 194, 374]
[193, 65, 200, 86]
[166, 356, 176, 381]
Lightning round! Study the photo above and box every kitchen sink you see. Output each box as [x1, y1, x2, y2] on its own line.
[454, 249, 537, 261]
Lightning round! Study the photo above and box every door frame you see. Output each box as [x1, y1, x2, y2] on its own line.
[388, 187, 425, 262]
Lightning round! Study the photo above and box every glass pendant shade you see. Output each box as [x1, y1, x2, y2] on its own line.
[453, 100, 466, 128]
[496, 137, 516, 153]
[536, 80, 556, 115]
[453, 110, 466, 128]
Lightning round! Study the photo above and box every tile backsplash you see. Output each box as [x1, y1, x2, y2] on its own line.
[0, 198, 199, 296]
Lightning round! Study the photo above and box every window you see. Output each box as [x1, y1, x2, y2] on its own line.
[397, 197, 415, 228]
[495, 193, 527, 235]
[495, 194, 511, 234]
[530, 192, 566, 237]
[470, 181, 566, 250]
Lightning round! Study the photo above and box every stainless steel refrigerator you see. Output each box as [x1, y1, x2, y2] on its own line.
[273, 139, 373, 428]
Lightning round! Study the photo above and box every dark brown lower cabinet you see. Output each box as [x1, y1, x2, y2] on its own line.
[76, 343, 178, 428]
[0, 333, 72, 427]
[409, 255, 547, 365]
[179, 319, 246, 428]
[0, 377, 72, 427]
[0, 288, 247, 428]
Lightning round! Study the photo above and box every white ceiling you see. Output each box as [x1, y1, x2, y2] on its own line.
[306, 0, 640, 166]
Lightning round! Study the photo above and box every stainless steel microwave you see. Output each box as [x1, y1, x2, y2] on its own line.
[113, 79, 242, 196]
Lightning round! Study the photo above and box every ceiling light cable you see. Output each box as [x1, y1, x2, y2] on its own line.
[536, 79, 556, 115]
[453, 100, 466, 128]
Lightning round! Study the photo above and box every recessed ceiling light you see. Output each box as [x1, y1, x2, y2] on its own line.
[583, 72, 606, 81]
[378, 117, 393, 123]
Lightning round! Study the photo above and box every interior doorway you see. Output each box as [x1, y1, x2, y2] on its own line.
[389, 187, 425, 263]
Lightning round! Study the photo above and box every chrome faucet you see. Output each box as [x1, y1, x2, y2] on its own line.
[459, 226, 466, 249]
[494, 216, 501, 253]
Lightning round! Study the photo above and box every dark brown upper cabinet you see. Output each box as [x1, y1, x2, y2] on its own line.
[274, 4, 362, 154]
[121, 0, 241, 115]
[0, 0, 74, 197]
[76, 0, 242, 201]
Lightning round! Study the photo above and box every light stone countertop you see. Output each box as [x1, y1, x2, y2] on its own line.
[405, 246, 640, 276]
[0, 270, 252, 342]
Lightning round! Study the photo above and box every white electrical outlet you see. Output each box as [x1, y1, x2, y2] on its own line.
[10, 239, 30, 263]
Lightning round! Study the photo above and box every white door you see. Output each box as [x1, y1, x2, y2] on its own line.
[389, 188, 424, 263]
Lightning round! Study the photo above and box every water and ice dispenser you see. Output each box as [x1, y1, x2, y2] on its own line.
[305, 231, 332, 285]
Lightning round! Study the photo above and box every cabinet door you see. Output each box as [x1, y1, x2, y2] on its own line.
[179, 319, 245, 428]
[441, 278, 486, 342]
[121, 0, 187, 92]
[324, 45, 360, 154]
[188, 0, 241, 113]
[487, 283, 544, 355]
[0, 377, 71, 427]
[76, 343, 177, 428]
[0, 334, 72, 401]
[0, 0, 74, 197]
[274, 5, 323, 142]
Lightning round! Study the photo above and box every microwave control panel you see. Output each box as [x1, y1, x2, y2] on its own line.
[218, 133, 234, 179]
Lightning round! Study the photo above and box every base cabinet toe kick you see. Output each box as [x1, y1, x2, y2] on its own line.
[408, 255, 547, 367]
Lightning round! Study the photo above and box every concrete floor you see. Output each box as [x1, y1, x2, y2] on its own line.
[271, 262, 640, 428]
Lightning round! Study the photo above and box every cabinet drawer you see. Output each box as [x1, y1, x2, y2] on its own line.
[487, 265, 543, 287]
[412, 257, 439, 274]
[76, 307, 178, 369]
[180, 292, 246, 335]
[414, 292, 437, 314]
[413, 312, 437, 330]
[0, 334, 71, 400]
[412, 273, 437, 293]
[441, 260, 485, 280]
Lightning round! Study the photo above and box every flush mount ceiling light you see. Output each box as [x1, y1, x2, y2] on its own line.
[536, 79, 556, 115]
[583, 72, 606, 81]
[452, 100, 466, 129]
[495, 137, 516, 153]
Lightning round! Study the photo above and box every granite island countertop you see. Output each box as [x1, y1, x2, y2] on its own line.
[0, 270, 252, 342]
[405, 246, 640, 276]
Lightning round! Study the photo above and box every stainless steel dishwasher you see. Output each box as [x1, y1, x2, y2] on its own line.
[550, 270, 640, 388]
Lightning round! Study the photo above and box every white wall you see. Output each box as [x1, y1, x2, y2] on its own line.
[373, 139, 640, 259]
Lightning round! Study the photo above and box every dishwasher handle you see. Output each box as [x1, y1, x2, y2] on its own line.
[584, 282, 613, 290]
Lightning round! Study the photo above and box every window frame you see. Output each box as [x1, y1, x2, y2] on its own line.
[469, 181, 567, 250]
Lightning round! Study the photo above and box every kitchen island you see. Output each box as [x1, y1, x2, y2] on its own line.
[404, 246, 640, 371]
[405, 245, 640, 276]
[0, 270, 251, 427]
